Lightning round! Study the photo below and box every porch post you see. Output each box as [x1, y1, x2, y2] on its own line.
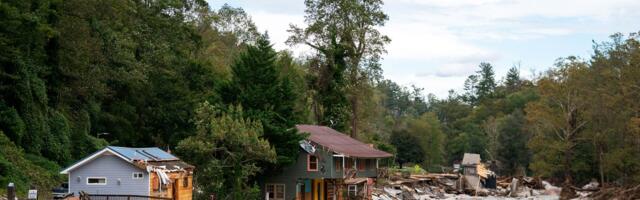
[342, 157, 345, 177]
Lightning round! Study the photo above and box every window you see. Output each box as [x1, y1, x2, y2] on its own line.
[357, 159, 366, 170]
[334, 157, 343, 171]
[87, 177, 107, 185]
[182, 177, 189, 188]
[132, 172, 144, 179]
[345, 158, 353, 170]
[307, 155, 318, 171]
[266, 184, 285, 200]
[347, 185, 358, 197]
[152, 176, 159, 191]
[366, 159, 374, 169]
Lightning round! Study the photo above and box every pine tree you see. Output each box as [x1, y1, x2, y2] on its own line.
[505, 66, 521, 93]
[462, 75, 479, 105]
[475, 62, 497, 102]
[221, 35, 305, 166]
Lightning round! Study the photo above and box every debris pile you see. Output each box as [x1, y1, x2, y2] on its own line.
[372, 174, 458, 200]
[586, 184, 640, 200]
[372, 172, 562, 199]
[372, 153, 562, 199]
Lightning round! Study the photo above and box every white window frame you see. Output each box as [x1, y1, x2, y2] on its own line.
[307, 154, 319, 171]
[265, 183, 285, 200]
[348, 185, 358, 196]
[86, 177, 107, 185]
[132, 172, 144, 179]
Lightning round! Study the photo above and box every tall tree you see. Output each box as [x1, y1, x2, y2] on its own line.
[497, 110, 529, 175]
[176, 102, 276, 200]
[462, 75, 479, 105]
[476, 62, 497, 103]
[390, 129, 424, 169]
[505, 66, 521, 93]
[585, 33, 640, 184]
[404, 113, 445, 170]
[526, 57, 590, 190]
[221, 35, 305, 166]
[287, 0, 390, 137]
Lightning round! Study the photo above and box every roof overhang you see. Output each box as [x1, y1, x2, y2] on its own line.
[60, 147, 131, 174]
[296, 125, 394, 158]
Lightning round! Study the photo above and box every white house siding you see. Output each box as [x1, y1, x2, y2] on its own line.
[68, 154, 149, 196]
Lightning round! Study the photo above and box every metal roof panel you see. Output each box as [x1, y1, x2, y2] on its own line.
[108, 146, 178, 161]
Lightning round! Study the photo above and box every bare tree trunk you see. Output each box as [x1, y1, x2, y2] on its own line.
[599, 145, 605, 185]
[313, 95, 322, 125]
[350, 96, 358, 138]
[561, 146, 576, 200]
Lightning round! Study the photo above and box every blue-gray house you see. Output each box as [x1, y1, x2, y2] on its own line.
[262, 125, 393, 200]
[60, 146, 194, 200]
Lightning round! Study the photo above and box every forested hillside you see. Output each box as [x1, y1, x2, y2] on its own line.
[1, 0, 640, 199]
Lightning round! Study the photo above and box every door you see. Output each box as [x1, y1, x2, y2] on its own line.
[172, 179, 179, 200]
[325, 181, 335, 200]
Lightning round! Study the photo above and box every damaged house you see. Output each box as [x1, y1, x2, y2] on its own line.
[461, 153, 495, 192]
[60, 146, 194, 200]
[263, 125, 393, 200]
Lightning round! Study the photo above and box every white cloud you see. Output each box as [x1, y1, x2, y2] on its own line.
[249, 11, 305, 51]
[381, 23, 496, 60]
[211, 0, 640, 98]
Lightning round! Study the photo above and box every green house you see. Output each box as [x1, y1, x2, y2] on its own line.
[262, 125, 393, 200]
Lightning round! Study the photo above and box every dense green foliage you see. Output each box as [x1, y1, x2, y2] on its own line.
[390, 129, 424, 168]
[220, 36, 305, 167]
[0, 131, 61, 196]
[176, 102, 276, 200]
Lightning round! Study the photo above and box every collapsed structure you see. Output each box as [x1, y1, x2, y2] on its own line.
[460, 153, 496, 192]
[372, 153, 562, 200]
[262, 125, 393, 200]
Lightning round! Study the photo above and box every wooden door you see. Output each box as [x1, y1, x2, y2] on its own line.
[172, 179, 179, 200]
[326, 181, 335, 200]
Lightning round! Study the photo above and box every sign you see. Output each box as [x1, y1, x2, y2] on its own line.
[27, 189, 37, 200]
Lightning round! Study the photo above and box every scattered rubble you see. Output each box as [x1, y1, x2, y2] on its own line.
[373, 153, 562, 199]
[373, 172, 564, 200]
[371, 153, 640, 199]
[585, 184, 640, 200]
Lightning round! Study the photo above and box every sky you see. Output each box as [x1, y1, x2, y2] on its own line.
[207, 0, 640, 98]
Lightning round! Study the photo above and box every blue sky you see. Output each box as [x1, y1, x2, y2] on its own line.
[208, 0, 640, 97]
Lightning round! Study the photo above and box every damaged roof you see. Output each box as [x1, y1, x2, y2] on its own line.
[296, 124, 393, 158]
[61, 146, 188, 174]
[137, 160, 195, 171]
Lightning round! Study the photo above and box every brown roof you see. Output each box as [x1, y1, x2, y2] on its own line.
[296, 124, 393, 158]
